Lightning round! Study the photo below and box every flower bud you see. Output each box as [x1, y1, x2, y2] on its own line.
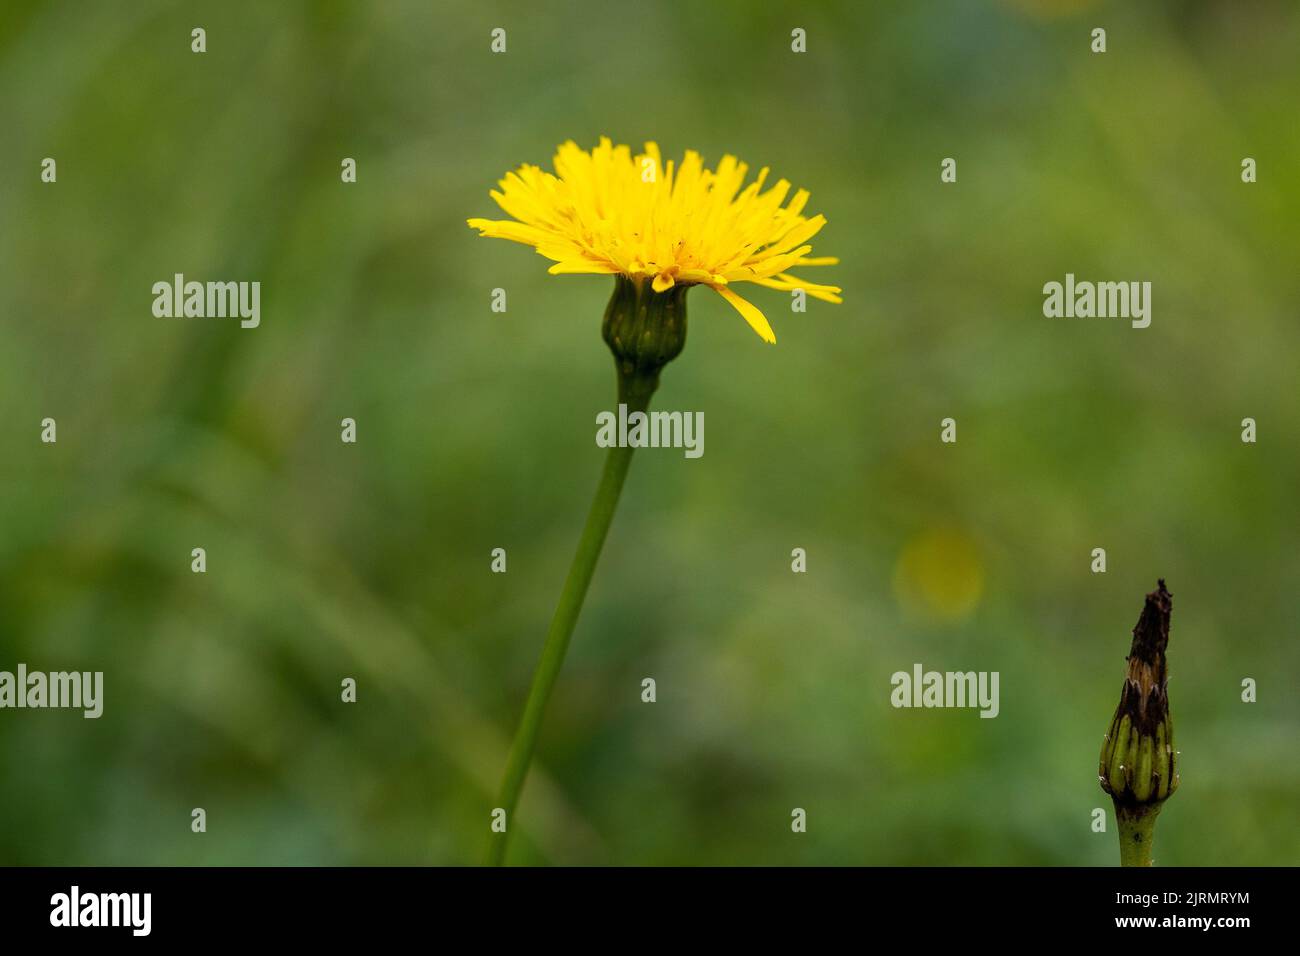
[602, 275, 688, 407]
[1100, 580, 1179, 808]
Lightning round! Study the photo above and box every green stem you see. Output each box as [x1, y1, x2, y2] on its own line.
[486, 373, 654, 866]
[1115, 802, 1162, 867]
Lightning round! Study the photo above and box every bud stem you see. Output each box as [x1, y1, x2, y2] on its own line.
[486, 401, 643, 866]
[1115, 802, 1162, 867]
[488, 277, 685, 865]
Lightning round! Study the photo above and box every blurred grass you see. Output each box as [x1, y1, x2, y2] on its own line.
[0, 0, 1297, 865]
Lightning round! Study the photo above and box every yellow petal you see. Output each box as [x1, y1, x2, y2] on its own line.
[753, 274, 843, 303]
[712, 285, 776, 344]
[466, 218, 552, 247]
[651, 272, 676, 292]
[548, 259, 619, 275]
[757, 214, 828, 260]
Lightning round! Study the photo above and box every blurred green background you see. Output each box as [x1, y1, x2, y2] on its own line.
[1, 0, 1297, 866]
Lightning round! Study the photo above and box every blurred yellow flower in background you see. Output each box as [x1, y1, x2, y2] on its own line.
[892, 528, 985, 622]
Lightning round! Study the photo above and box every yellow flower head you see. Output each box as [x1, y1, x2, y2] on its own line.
[467, 137, 841, 344]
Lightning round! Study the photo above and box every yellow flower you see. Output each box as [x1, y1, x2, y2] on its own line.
[467, 137, 841, 343]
